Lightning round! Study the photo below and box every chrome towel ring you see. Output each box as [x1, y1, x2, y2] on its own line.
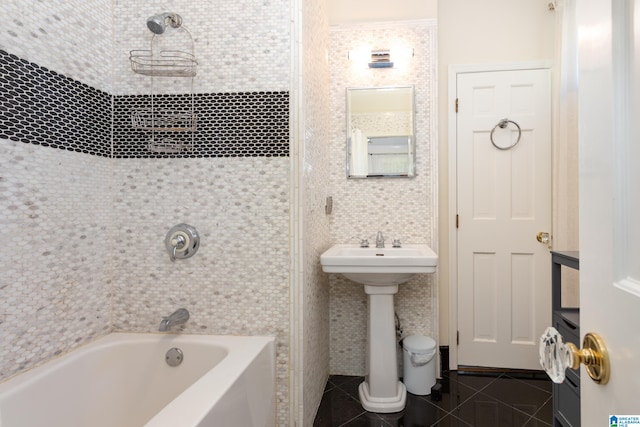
[490, 118, 522, 150]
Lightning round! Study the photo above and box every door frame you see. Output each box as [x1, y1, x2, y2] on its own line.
[447, 61, 554, 369]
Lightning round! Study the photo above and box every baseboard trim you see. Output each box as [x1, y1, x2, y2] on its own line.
[439, 346, 449, 374]
[457, 365, 548, 380]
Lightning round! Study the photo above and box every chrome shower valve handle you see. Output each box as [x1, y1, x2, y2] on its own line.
[171, 233, 187, 249]
[168, 231, 189, 261]
[165, 224, 199, 262]
[169, 234, 185, 261]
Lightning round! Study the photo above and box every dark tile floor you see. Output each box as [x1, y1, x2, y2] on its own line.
[313, 371, 552, 427]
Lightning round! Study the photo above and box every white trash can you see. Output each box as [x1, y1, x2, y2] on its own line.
[402, 335, 437, 395]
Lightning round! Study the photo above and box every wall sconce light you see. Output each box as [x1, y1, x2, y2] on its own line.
[348, 48, 414, 68]
[369, 50, 393, 68]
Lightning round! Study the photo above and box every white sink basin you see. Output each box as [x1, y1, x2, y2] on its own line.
[320, 244, 438, 286]
[320, 242, 439, 412]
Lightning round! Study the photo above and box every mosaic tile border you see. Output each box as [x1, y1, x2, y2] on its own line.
[1, 50, 290, 159]
[113, 91, 289, 158]
[0, 50, 112, 156]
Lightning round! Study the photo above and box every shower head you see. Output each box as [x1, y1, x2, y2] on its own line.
[146, 12, 183, 35]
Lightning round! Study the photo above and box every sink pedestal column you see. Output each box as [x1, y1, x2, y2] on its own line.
[359, 284, 406, 413]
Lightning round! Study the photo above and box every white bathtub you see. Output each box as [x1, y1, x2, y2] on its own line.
[0, 333, 276, 427]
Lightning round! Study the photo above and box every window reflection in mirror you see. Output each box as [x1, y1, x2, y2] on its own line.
[346, 86, 415, 178]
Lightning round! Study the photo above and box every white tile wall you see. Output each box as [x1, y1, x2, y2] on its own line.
[112, 0, 291, 95]
[0, 141, 112, 380]
[328, 21, 438, 375]
[113, 2, 294, 425]
[2, 0, 297, 425]
[110, 157, 292, 424]
[0, 0, 113, 382]
[299, 0, 332, 424]
[1, 0, 112, 92]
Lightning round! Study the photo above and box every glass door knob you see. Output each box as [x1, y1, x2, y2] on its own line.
[539, 326, 572, 383]
[539, 326, 610, 385]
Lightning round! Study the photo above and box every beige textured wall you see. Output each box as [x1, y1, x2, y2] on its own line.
[327, 0, 436, 25]
[324, 0, 573, 357]
[438, 1, 556, 346]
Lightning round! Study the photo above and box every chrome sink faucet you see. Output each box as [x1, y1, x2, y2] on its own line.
[159, 308, 190, 332]
[375, 231, 385, 248]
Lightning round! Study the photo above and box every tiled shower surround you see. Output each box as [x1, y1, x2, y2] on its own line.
[0, 51, 293, 424]
[1, 0, 299, 425]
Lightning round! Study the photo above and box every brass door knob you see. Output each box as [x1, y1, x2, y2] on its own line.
[540, 327, 610, 385]
[536, 232, 550, 244]
[566, 332, 610, 384]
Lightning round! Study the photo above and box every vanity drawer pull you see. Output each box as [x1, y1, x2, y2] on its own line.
[562, 318, 577, 330]
[565, 373, 579, 389]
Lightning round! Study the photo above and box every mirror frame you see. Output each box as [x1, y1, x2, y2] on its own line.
[346, 85, 416, 179]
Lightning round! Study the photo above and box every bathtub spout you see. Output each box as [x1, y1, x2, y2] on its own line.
[159, 308, 190, 332]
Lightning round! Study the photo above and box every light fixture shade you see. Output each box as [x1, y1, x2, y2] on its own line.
[368, 50, 393, 68]
[393, 47, 415, 61]
[348, 47, 414, 69]
[348, 48, 370, 63]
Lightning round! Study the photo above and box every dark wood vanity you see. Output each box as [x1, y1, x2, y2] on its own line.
[550, 250, 580, 427]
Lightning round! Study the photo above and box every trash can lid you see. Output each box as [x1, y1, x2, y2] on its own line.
[403, 335, 436, 353]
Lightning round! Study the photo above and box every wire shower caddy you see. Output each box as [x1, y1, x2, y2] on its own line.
[129, 24, 197, 154]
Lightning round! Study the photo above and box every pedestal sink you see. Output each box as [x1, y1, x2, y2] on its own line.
[320, 244, 438, 413]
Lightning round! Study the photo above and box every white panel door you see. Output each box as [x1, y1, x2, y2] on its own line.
[457, 69, 552, 370]
[578, 0, 640, 419]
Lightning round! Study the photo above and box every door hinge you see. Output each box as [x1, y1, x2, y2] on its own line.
[457, 330, 460, 346]
[456, 214, 459, 229]
[455, 98, 459, 113]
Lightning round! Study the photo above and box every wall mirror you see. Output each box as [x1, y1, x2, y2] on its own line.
[346, 85, 416, 178]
